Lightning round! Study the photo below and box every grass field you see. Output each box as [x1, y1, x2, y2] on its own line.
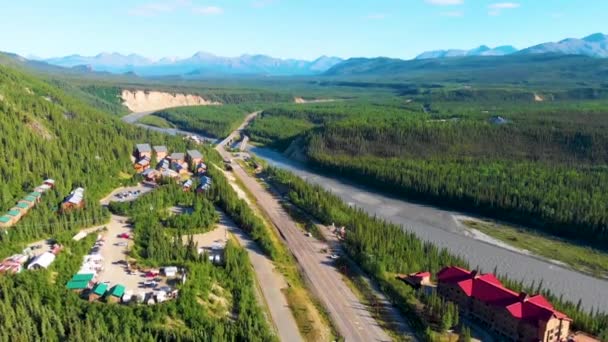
[463, 220, 608, 279]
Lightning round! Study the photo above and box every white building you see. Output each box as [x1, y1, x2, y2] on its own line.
[27, 252, 56, 270]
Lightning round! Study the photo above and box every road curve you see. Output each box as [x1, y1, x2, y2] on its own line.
[250, 147, 608, 312]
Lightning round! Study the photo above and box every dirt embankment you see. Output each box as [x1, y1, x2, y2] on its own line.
[121, 90, 221, 113]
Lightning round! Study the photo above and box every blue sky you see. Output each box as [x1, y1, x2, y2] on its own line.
[1, 0, 606, 60]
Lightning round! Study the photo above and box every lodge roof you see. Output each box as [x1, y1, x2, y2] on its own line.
[437, 266, 570, 325]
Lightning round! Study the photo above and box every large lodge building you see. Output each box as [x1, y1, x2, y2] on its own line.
[437, 266, 571, 342]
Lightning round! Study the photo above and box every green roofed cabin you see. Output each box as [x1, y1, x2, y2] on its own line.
[16, 202, 29, 210]
[108, 284, 126, 303]
[71, 273, 95, 282]
[89, 283, 108, 302]
[6, 209, 21, 218]
[28, 192, 42, 199]
[0, 215, 13, 228]
[66, 280, 89, 292]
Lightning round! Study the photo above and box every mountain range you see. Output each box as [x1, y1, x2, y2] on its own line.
[415, 45, 518, 59]
[415, 33, 608, 60]
[19, 32, 608, 78]
[42, 52, 343, 76]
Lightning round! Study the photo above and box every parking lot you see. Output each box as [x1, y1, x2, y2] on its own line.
[91, 214, 178, 303]
[99, 184, 155, 206]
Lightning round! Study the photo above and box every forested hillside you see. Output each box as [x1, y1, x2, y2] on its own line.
[152, 104, 255, 138]
[0, 65, 198, 254]
[248, 98, 608, 247]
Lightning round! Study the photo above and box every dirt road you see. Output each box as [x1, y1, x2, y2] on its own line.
[216, 143, 394, 341]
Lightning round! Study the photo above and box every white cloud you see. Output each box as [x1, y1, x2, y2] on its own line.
[193, 6, 224, 15]
[488, 2, 520, 15]
[425, 0, 464, 5]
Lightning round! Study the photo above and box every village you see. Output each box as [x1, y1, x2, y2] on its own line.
[0, 142, 221, 306]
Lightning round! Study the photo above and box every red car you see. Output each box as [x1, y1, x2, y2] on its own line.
[145, 272, 159, 278]
[118, 233, 131, 239]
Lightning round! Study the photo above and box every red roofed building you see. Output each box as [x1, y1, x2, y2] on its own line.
[437, 266, 571, 342]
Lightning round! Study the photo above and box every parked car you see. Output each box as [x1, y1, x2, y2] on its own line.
[329, 254, 340, 260]
[115, 242, 128, 247]
[143, 280, 157, 287]
[118, 233, 131, 239]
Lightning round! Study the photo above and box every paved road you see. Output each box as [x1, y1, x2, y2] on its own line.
[216, 144, 392, 341]
[226, 212, 303, 342]
[250, 147, 608, 312]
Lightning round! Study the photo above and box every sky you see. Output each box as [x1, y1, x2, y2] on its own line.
[1, 0, 607, 60]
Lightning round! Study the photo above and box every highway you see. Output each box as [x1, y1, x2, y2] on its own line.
[249, 147, 608, 312]
[216, 138, 399, 341]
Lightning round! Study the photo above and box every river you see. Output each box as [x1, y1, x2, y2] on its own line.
[125, 112, 608, 312]
[249, 147, 608, 312]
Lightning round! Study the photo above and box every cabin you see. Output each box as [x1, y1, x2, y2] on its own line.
[66, 280, 90, 293]
[195, 162, 207, 175]
[186, 150, 203, 167]
[163, 266, 178, 277]
[135, 144, 152, 160]
[153, 145, 168, 160]
[169, 152, 185, 164]
[18, 195, 38, 209]
[141, 168, 159, 182]
[61, 188, 85, 212]
[196, 176, 212, 193]
[0, 215, 14, 228]
[89, 283, 108, 301]
[27, 252, 56, 270]
[398, 271, 432, 288]
[134, 156, 151, 172]
[6, 209, 22, 222]
[182, 179, 193, 192]
[35, 184, 52, 193]
[108, 284, 126, 303]
[171, 161, 189, 175]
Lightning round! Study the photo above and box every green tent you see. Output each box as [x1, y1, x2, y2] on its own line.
[92, 283, 108, 296]
[70, 273, 95, 282]
[109, 284, 126, 298]
[66, 280, 89, 290]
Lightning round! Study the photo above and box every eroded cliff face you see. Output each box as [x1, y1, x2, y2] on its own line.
[121, 90, 221, 112]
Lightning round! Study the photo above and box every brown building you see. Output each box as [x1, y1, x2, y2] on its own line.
[61, 188, 85, 212]
[153, 145, 168, 160]
[437, 266, 571, 342]
[398, 271, 432, 287]
[169, 152, 185, 164]
[186, 150, 203, 167]
[134, 156, 151, 172]
[135, 144, 152, 160]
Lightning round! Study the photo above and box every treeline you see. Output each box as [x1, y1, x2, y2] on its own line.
[205, 166, 279, 260]
[109, 184, 218, 236]
[266, 166, 608, 337]
[306, 119, 608, 245]
[154, 104, 255, 138]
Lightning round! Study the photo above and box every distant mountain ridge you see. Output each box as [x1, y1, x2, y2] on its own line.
[415, 33, 608, 60]
[416, 45, 518, 59]
[519, 33, 608, 58]
[42, 52, 343, 76]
